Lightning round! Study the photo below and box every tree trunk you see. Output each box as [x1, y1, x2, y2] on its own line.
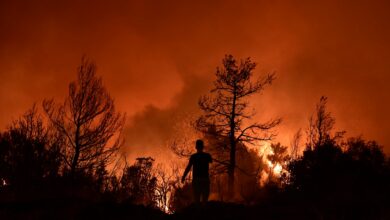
[228, 88, 237, 198]
[71, 125, 81, 176]
[228, 135, 236, 198]
[71, 147, 79, 176]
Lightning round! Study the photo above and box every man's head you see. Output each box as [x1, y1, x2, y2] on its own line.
[195, 139, 204, 152]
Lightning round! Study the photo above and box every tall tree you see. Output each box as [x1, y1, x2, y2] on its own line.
[43, 58, 125, 176]
[196, 54, 280, 197]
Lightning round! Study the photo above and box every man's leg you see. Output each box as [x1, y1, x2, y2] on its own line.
[192, 180, 201, 203]
[205, 180, 210, 202]
[200, 179, 210, 203]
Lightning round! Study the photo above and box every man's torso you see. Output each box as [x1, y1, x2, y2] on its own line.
[190, 152, 212, 179]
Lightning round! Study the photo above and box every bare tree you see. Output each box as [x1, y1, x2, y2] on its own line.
[306, 96, 344, 150]
[154, 163, 182, 213]
[43, 58, 125, 176]
[290, 128, 302, 159]
[196, 54, 281, 197]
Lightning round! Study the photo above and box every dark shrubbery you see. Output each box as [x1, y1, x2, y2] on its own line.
[286, 138, 390, 219]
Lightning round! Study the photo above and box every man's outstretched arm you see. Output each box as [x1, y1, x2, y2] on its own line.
[181, 158, 193, 183]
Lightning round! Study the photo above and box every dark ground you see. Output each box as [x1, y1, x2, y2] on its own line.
[1, 199, 388, 220]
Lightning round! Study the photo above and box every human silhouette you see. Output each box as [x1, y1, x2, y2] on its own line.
[181, 139, 212, 203]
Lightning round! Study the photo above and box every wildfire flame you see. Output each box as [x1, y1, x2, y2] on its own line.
[249, 142, 287, 186]
[1, 179, 6, 186]
[155, 189, 172, 214]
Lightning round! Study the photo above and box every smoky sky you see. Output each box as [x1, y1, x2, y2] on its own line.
[1, 0, 389, 159]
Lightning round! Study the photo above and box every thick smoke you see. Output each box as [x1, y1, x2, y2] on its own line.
[122, 73, 210, 162]
[0, 0, 389, 156]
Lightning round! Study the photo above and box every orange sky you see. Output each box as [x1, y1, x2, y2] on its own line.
[1, 0, 389, 159]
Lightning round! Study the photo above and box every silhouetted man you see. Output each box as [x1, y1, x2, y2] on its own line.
[182, 139, 212, 203]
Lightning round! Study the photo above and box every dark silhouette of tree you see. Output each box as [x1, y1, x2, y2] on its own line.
[287, 97, 390, 218]
[288, 137, 390, 217]
[170, 182, 193, 211]
[346, 137, 386, 168]
[120, 157, 157, 206]
[196, 54, 280, 197]
[0, 105, 62, 192]
[290, 128, 302, 159]
[43, 58, 125, 176]
[94, 160, 109, 192]
[307, 96, 344, 150]
[290, 97, 346, 193]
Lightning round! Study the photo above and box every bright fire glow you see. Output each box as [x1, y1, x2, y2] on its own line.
[272, 163, 283, 175]
[248, 141, 287, 186]
[155, 189, 172, 214]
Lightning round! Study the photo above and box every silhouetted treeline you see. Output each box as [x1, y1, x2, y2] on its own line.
[280, 97, 390, 219]
[283, 137, 390, 219]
